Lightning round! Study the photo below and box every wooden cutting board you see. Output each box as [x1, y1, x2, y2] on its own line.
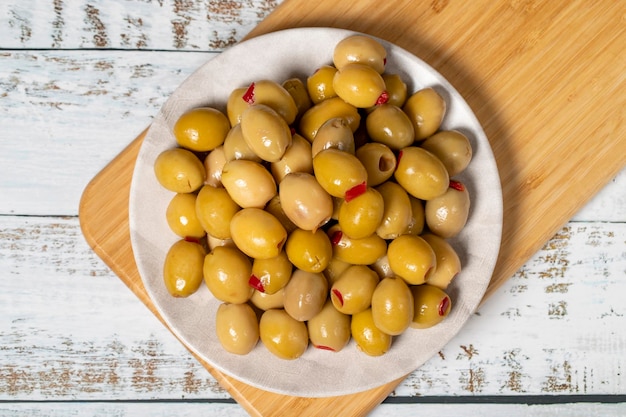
[79, 1, 625, 416]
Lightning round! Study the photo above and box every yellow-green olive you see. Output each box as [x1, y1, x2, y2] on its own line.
[154, 148, 205, 193]
[313, 148, 368, 199]
[264, 194, 298, 233]
[366, 104, 415, 150]
[421, 233, 461, 290]
[307, 65, 338, 104]
[387, 234, 436, 285]
[395, 146, 449, 200]
[371, 276, 414, 335]
[226, 86, 249, 126]
[174, 107, 231, 152]
[221, 159, 277, 208]
[285, 228, 332, 273]
[382, 73, 408, 108]
[375, 181, 412, 240]
[333, 63, 387, 108]
[278, 172, 334, 232]
[355, 142, 396, 187]
[328, 224, 387, 265]
[299, 97, 361, 142]
[330, 265, 379, 315]
[203, 245, 253, 304]
[227, 80, 298, 126]
[425, 180, 470, 238]
[308, 299, 351, 352]
[229, 208, 287, 259]
[410, 284, 452, 329]
[203, 145, 227, 187]
[250, 250, 293, 295]
[282, 77, 312, 118]
[206, 234, 236, 250]
[240, 104, 292, 163]
[259, 309, 308, 359]
[215, 302, 259, 355]
[223, 123, 261, 162]
[370, 254, 394, 279]
[402, 87, 446, 140]
[333, 34, 387, 74]
[270, 133, 313, 183]
[405, 196, 425, 236]
[421, 130, 473, 177]
[323, 256, 352, 286]
[338, 186, 384, 239]
[166, 193, 206, 239]
[351, 308, 392, 356]
[283, 269, 328, 322]
[311, 117, 355, 158]
[163, 239, 206, 298]
[250, 288, 285, 311]
[195, 185, 240, 240]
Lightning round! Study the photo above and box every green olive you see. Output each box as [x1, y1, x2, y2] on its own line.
[226, 86, 249, 126]
[283, 269, 328, 322]
[307, 65, 338, 104]
[227, 80, 298, 126]
[264, 194, 298, 233]
[382, 73, 408, 108]
[221, 159, 277, 208]
[333, 34, 387, 74]
[394, 146, 449, 200]
[250, 288, 285, 311]
[420, 130, 473, 177]
[282, 77, 312, 118]
[323, 256, 352, 286]
[313, 148, 368, 199]
[173, 107, 231, 152]
[333, 63, 387, 108]
[405, 196, 425, 236]
[250, 250, 293, 295]
[421, 233, 461, 290]
[229, 208, 287, 259]
[308, 299, 351, 352]
[285, 228, 332, 273]
[311, 117, 355, 158]
[223, 123, 262, 162]
[366, 104, 415, 150]
[154, 148, 205, 193]
[299, 97, 361, 142]
[163, 239, 206, 298]
[259, 309, 309, 360]
[215, 302, 259, 355]
[240, 104, 292, 163]
[203, 145, 227, 187]
[206, 234, 236, 251]
[424, 180, 470, 238]
[375, 181, 412, 240]
[278, 172, 334, 232]
[270, 133, 313, 183]
[203, 245, 253, 304]
[410, 284, 452, 329]
[195, 185, 240, 240]
[371, 276, 414, 335]
[166, 193, 206, 239]
[330, 265, 379, 315]
[387, 234, 436, 285]
[370, 254, 394, 279]
[328, 224, 387, 265]
[355, 142, 396, 187]
[402, 87, 446, 140]
[338, 186, 384, 239]
[351, 308, 392, 356]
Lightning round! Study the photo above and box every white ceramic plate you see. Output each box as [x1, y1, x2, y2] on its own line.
[129, 27, 502, 397]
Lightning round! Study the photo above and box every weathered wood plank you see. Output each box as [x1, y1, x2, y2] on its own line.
[1, 216, 624, 400]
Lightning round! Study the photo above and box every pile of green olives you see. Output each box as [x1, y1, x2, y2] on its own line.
[154, 34, 473, 359]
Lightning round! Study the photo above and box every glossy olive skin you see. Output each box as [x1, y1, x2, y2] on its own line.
[195, 185, 240, 240]
[333, 34, 387, 74]
[395, 146, 449, 201]
[370, 254, 394, 279]
[402, 87, 446, 140]
[375, 181, 412, 239]
[382, 73, 408, 108]
[424, 180, 470, 238]
[338, 186, 384, 239]
[387, 234, 436, 285]
[163, 239, 206, 298]
[371, 276, 414, 336]
[203, 145, 227, 187]
[308, 299, 351, 352]
[270, 133, 313, 183]
[330, 265, 379, 315]
[328, 224, 387, 265]
[405, 196, 425, 236]
[421, 233, 461, 290]
[366, 104, 415, 150]
[215, 302, 259, 355]
[355, 142, 396, 187]
[333, 63, 387, 108]
[227, 80, 298, 126]
[410, 284, 452, 329]
[311, 117, 355, 158]
[250, 250, 293, 295]
[154, 148, 206, 193]
[420, 130, 473, 177]
[285, 228, 332, 273]
[313, 148, 368, 199]
[203, 245, 253, 304]
[264, 194, 298, 234]
[283, 269, 328, 322]
[250, 288, 285, 311]
[282, 77, 312, 118]
[166, 193, 206, 239]
[259, 309, 309, 360]
[240, 104, 292, 163]
[221, 159, 277, 208]
[299, 97, 361, 142]
[307, 65, 338, 104]
[174, 107, 231, 152]
[278, 172, 334, 232]
[323, 256, 352, 286]
[223, 123, 261, 162]
[229, 208, 287, 260]
[351, 308, 392, 357]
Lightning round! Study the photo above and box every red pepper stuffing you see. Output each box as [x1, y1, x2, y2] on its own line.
[332, 289, 344, 307]
[314, 344, 336, 351]
[248, 275, 265, 292]
[184, 236, 200, 244]
[330, 231, 343, 246]
[242, 82, 255, 104]
[449, 180, 465, 192]
[344, 181, 367, 202]
[438, 296, 451, 316]
[375, 90, 389, 106]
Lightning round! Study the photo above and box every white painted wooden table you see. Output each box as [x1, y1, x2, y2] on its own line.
[1, 1, 625, 416]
